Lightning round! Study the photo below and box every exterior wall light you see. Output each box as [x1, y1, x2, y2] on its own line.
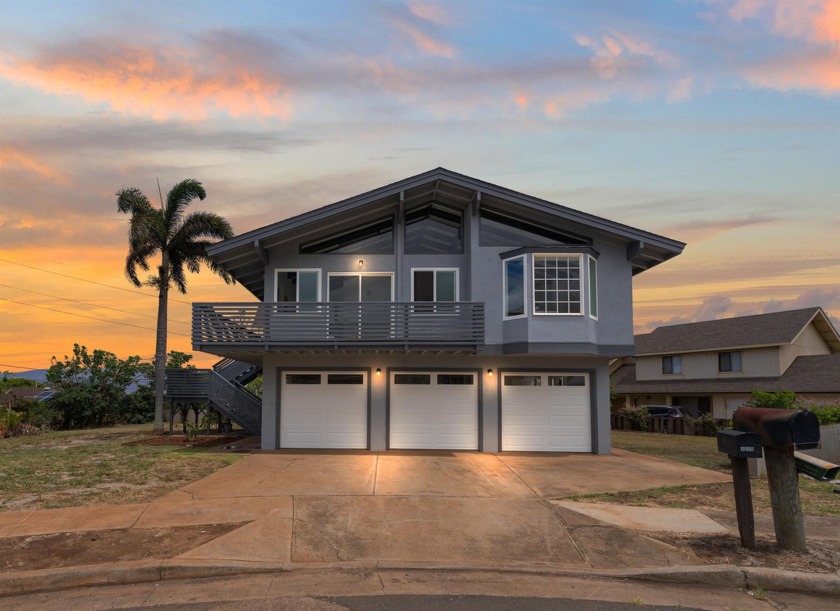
[487, 368, 493, 377]
[358, 259, 364, 268]
[376, 368, 382, 375]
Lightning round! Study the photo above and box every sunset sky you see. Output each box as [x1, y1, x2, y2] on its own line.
[1, 0, 838, 371]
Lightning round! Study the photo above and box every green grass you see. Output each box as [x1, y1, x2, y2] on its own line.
[0, 425, 244, 511]
[611, 430, 731, 472]
[583, 430, 840, 518]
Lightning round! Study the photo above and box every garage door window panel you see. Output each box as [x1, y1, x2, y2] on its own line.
[504, 375, 541, 386]
[327, 374, 364, 384]
[394, 374, 431, 384]
[548, 375, 586, 386]
[437, 374, 474, 385]
[285, 374, 321, 384]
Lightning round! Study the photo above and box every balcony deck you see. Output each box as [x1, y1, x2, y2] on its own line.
[192, 302, 485, 354]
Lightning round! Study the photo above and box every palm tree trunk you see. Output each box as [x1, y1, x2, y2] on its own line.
[154, 256, 169, 432]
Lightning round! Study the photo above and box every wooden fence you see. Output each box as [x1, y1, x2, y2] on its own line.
[610, 414, 729, 436]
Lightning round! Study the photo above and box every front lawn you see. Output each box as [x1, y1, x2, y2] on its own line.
[572, 430, 840, 518]
[0, 425, 244, 511]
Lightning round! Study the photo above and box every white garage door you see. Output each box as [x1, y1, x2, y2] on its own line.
[390, 371, 479, 450]
[280, 371, 368, 449]
[501, 372, 591, 452]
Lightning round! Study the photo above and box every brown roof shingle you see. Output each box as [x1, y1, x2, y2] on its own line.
[635, 308, 825, 355]
[613, 354, 840, 395]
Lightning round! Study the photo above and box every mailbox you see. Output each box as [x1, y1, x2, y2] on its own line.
[733, 407, 820, 451]
[717, 430, 763, 458]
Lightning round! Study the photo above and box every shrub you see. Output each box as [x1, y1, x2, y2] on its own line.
[803, 405, 840, 426]
[0, 406, 24, 437]
[17, 398, 59, 430]
[618, 406, 650, 431]
[747, 390, 796, 409]
[685, 415, 719, 436]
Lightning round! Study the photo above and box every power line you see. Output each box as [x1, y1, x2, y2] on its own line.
[0, 362, 46, 370]
[0, 258, 192, 304]
[1, 298, 191, 337]
[0, 283, 190, 325]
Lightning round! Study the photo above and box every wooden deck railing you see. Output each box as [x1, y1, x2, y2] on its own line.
[192, 302, 485, 350]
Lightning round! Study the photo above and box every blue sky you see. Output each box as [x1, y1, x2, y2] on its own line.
[1, 0, 838, 368]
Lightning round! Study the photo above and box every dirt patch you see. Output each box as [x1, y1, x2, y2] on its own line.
[654, 533, 840, 574]
[124, 434, 247, 448]
[0, 523, 246, 572]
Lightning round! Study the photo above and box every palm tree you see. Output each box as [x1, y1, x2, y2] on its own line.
[117, 179, 234, 432]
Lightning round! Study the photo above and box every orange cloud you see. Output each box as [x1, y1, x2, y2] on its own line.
[0, 145, 70, 184]
[722, 0, 840, 92]
[0, 42, 291, 120]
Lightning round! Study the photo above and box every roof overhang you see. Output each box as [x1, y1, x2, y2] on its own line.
[208, 168, 686, 299]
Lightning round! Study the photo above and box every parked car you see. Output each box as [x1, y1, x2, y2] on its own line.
[643, 405, 686, 418]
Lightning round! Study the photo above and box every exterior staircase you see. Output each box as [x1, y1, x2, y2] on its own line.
[165, 359, 262, 436]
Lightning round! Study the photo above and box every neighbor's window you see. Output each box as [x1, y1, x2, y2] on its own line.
[719, 351, 743, 372]
[588, 256, 598, 319]
[662, 355, 682, 375]
[533, 255, 582, 315]
[503, 256, 525, 318]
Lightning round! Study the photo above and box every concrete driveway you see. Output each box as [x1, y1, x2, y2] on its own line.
[168, 449, 729, 568]
[1, 449, 734, 571]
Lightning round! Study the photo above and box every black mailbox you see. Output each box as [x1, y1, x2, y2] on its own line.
[733, 407, 820, 451]
[717, 430, 764, 458]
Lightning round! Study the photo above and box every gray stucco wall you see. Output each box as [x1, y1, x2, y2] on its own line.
[260, 352, 612, 454]
[259, 206, 636, 355]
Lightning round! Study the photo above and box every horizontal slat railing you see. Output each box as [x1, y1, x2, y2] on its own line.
[165, 368, 261, 436]
[193, 302, 485, 348]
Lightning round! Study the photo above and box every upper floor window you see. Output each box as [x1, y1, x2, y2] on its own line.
[277, 269, 320, 302]
[404, 203, 463, 254]
[588, 255, 598, 319]
[413, 269, 458, 302]
[503, 256, 525, 318]
[480, 207, 589, 247]
[533, 255, 581, 315]
[719, 351, 743, 372]
[662, 355, 682, 374]
[300, 217, 393, 254]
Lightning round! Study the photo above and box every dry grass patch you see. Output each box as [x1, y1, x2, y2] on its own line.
[0, 424, 244, 511]
[579, 430, 840, 518]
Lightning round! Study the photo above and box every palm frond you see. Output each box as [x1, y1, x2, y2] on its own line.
[172, 211, 233, 245]
[164, 179, 206, 236]
[116, 187, 154, 215]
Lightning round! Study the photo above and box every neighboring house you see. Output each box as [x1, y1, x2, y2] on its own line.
[186, 168, 684, 452]
[612, 307, 840, 419]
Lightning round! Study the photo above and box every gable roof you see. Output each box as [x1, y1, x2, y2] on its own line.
[613, 354, 840, 394]
[207, 168, 685, 299]
[635, 307, 840, 355]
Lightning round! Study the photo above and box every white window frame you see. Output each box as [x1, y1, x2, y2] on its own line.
[326, 272, 395, 302]
[502, 255, 528, 320]
[532, 253, 584, 316]
[587, 255, 598, 320]
[410, 268, 460, 302]
[275, 268, 321, 303]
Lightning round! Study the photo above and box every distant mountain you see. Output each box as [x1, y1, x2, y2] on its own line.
[6, 370, 48, 384]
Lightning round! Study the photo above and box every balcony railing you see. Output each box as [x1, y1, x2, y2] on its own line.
[192, 302, 485, 350]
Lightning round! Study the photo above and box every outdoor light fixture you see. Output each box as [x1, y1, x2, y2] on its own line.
[358, 259, 364, 268]
[487, 368, 493, 376]
[376, 368, 382, 375]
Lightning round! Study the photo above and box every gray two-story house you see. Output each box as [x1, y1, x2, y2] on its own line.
[187, 168, 684, 453]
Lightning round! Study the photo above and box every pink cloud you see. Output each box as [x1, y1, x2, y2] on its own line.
[0, 39, 292, 121]
[0, 145, 69, 184]
[382, 3, 456, 58]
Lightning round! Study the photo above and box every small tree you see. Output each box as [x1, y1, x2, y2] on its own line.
[47, 344, 145, 428]
[117, 179, 233, 432]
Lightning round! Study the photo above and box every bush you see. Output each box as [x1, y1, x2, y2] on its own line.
[19, 398, 60, 430]
[618, 406, 650, 431]
[0, 406, 24, 437]
[801, 404, 840, 426]
[747, 390, 796, 409]
[685, 415, 719, 436]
